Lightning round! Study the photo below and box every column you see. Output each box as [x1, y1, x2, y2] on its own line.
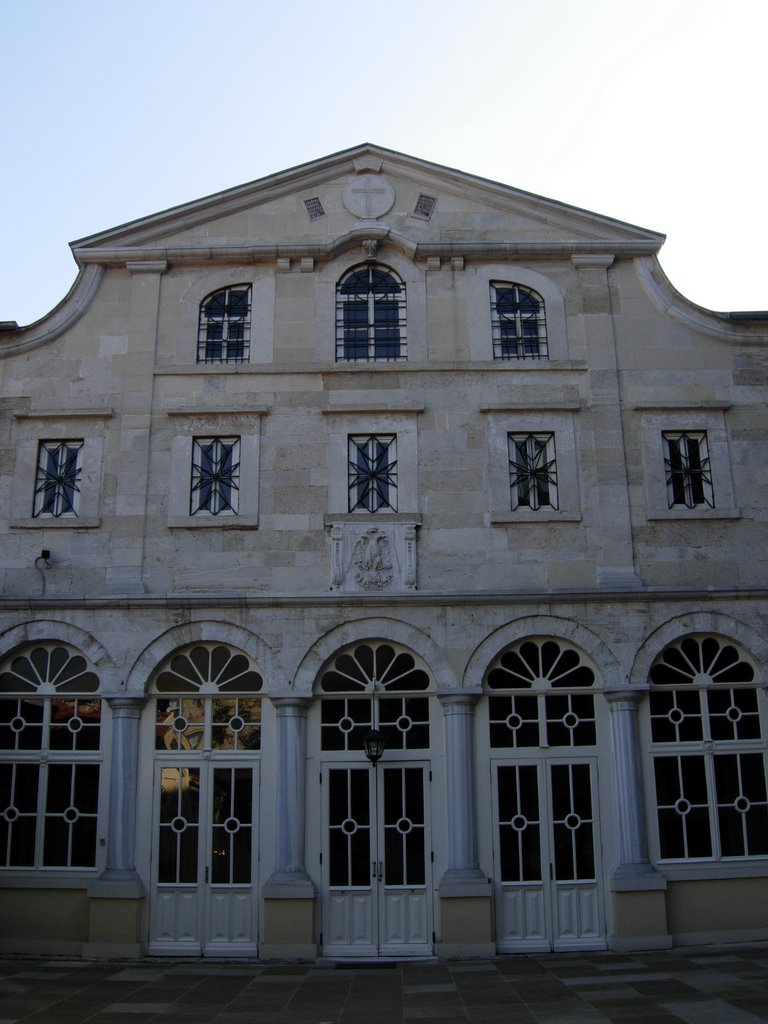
[261, 697, 315, 959]
[85, 695, 146, 957]
[101, 695, 146, 883]
[604, 689, 657, 876]
[436, 692, 493, 957]
[604, 688, 670, 951]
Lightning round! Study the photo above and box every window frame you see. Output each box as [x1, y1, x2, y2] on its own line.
[335, 263, 407, 363]
[637, 406, 738, 521]
[645, 635, 768, 870]
[0, 644, 104, 873]
[197, 284, 252, 364]
[32, 440, 84, 518]
[190, 436, 241, 517]
[662, 431, 714, 509]
[167, 411, 264, 529]
[490, 282, 548, 361]
[507, 432, 558, 511]
[483, 408, 581, 523]
[347, 434, 398, 513]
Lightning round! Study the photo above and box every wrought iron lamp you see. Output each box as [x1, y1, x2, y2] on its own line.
[362, 727, 385, 765]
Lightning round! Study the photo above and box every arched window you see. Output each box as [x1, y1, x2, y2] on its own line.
[197, 285, 251, 363]
[648, 634, 767, 861]
[336, 265, 406, 362]
[318, 641, 430, 752]
[485, 638, 596, 748]
[152, 644, 263, 753]
[0, 644, 101, 869]
[490, 282, 547, 360]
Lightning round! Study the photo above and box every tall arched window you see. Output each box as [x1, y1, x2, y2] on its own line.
[648, 634, 767, 861]
[0, 644, 101, 869]
[197, 285, 251, 363]
[336, 265, 406, 362]
[490, 282, 547, 360]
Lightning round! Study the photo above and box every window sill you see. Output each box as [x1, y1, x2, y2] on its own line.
[490, 511, 581, 524]
[657, 861, 768, 882]
[10, 517, 101, 529]
[167, 515, 259, 530]
[647, 508, 741, 521]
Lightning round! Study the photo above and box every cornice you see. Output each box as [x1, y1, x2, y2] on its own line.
[71, 238, 662, 269]
[0, 265, 104, 357]
[636, 256, 768, 343]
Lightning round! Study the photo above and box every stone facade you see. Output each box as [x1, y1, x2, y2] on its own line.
[1, 144, 766, 959]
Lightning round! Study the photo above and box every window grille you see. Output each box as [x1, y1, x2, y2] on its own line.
[508, 433, 558, 510]
[197, 285, 251, 363]
[190, 437, 240, 516]
[663, 431, 714, 508]
[304, 197, 325, 220]
[0, 644, 101, 869]
[336, 265, 406, 362]
[413, 194, 436, 219]
[348, 434, 397, 512]
[33, 440, 83, 518]
[648, 635, 767, 860]
[491, 283, 548, 359]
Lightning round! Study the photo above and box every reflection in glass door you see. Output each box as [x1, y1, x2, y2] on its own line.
[322, 763, 432, 957]
[150, 762, 258, 956]
[494, 758, 604, 951]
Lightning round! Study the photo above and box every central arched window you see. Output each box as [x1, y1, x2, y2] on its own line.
[648, 634, 767, 861]
[318, 642, 430, 753]
[0, 644, 101, 869]
[336, 265, 406, 362]
[485, 638, 597, 748]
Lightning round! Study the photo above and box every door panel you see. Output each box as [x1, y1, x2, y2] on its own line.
[150, 761, 258, 956]
[322, 763, 432, 957]
[494, 758, 604, 952]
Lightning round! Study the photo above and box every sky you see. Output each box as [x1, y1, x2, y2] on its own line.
[1, 0, 766, 326]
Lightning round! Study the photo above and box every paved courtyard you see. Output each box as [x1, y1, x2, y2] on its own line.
[1, 946, 767, 1024]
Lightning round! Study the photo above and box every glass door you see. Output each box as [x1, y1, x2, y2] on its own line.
[493, 757, 604, 952]
[322, 763, 432, 957]
[149, 761, 258, 956]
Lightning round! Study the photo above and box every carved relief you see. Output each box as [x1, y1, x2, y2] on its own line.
[329, 521, 418, 592]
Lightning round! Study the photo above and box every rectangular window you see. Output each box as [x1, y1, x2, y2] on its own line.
[348, 434, 397, 512]
[33, 440, 83, 518]
[663, 431, 714, 508]
[508, 433, 558, 510]
[190, 437, 240, 516]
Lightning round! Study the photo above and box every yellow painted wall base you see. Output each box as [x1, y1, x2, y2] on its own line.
[610, 889, 672, 951]
[438, 896, 495, 957]
[261, 897, 317, 959]
[0, 887, 89, 954]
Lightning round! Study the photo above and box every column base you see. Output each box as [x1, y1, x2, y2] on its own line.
[262, 877, 317, 959]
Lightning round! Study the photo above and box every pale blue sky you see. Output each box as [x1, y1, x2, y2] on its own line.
[1, 0, 765, 326]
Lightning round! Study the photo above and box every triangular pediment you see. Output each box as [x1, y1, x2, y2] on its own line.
[71, 143, 665, 266]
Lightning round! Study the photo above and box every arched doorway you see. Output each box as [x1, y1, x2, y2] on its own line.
[484, 637, 607, 952]
[146, 643, 263, 956]
[314, 640, 435, 957]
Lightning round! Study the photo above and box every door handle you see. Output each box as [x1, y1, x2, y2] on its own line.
[378, 860, 383, 882]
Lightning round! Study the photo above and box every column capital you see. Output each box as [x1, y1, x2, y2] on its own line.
[269, 696, 313, 714]
[103, 694, 147, 715]
[437, 690, 482, 711]
[603, 687, 647, 708]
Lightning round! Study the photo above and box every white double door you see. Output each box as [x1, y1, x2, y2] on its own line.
[322, 762, 432, 958]
[149, 760, 259, 956]
[492, 757, 605, 952]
